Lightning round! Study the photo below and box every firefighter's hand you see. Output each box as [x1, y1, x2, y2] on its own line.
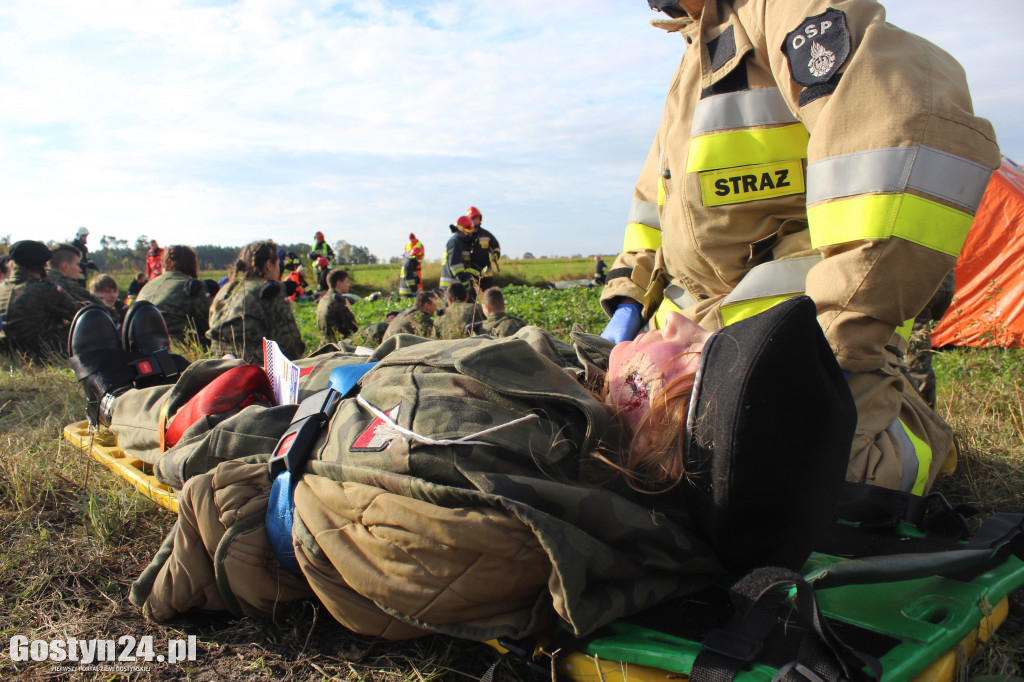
[601, 301, 643, 343]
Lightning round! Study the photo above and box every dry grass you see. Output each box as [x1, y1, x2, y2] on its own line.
[1, 340, 1022, 681]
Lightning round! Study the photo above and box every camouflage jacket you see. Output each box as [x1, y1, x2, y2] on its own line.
[479, 311, 528, 338]
[382, 308, 433, 342]
[433, 301, 483, 340]
[316, 293, 359, 343]
[46, 268, 102, 309]
[0, 271, 79, 358]
[137, 271, 211, 346]
[206, 276, 305, 362]
[129, 327, 721, 640]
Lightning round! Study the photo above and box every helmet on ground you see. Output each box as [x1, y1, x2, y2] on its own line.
[465, 206, 482, 219]
[455, 215, 476, 235]
[77, 227, 89, 237]
[314, 231, 325, 241]
[316, 257, 329, 268]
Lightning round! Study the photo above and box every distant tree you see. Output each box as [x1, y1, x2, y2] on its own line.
[92, 235, 138, 272]
[571, 253, 582, 258]
[388, 255, 403, 264]
[193, 244, 244, 271]
[523, 251, 535, 260]
[334, 241, 378, 265]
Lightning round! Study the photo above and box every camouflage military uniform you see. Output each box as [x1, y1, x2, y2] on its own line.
[479, 311, 528, 338]
[206, 276, 305, 363]
[907, 271, 957, 408]
[137, 272, 211, 347]
[110, 327, 722, 639]
[433, 301, 483, 340]
[46, 268, 102, 309]
[0, 271, 80, 358]
[382, 308, 433, 342]
[316, 293, 359, 343]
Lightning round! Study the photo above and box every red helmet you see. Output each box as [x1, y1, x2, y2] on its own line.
[314, 231, 325, 241]
[465, 206, 482, 219]
[408, 233, 416, 241]
[455, 215, 476, 235]
[316, 257, 329, 268]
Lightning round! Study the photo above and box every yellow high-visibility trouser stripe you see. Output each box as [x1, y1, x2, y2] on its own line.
[720, 294, 798, 327]
[901, 418, 932, 495]
[808, 193, 975, 257]
[686, 124, 809, 173]
[622, 222, 662, 253]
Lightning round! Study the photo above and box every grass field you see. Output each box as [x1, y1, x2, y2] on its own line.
[1, 271, 1023, 681]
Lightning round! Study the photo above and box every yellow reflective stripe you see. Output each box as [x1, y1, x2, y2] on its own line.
[652, 296, 682, 330]
[622, 222, 663, 252]
[808, 194, 975, 256]
[657, 176, 665, 207]
[900, 418, 932, 496]
[686, 124, 809, 174]
[895, 317, 914, 340]
[720, 294, 795, 327]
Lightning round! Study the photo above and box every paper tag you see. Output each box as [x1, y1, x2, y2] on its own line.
[263, 338, 300, 405]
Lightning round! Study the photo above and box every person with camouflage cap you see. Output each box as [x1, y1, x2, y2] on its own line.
[382, 291, 437, 342]
[206, 240, 305, 363]
[316, 269, 359, 344]
[68, 296, 855, 648]
[0, 240, 80, 359]
[477, 286, 527, 338]
[432, 282, 482, 340]
[137, 245, 211, 348]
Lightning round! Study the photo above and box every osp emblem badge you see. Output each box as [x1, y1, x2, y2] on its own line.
[782, 8, 850, 86]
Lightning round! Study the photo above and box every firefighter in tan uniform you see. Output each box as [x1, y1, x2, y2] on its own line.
[602, 0, 1000, 494]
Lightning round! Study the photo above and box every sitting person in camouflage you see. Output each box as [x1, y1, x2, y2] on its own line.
[137, 245, 211, 348]
[316, 269, 359, 344]
[68, 296, 855, 645]
[206, 240, 305, 363]
[0, 240, 79, 359]
[47, 243, 109, 312]
[477, 286, 527, 338]
[382, 291, 437, 342]
[89, 274, 127, 325]
[432, 282, 482, 340]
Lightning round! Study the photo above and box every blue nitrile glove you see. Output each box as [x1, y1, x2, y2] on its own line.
[601, 301, 644, 343]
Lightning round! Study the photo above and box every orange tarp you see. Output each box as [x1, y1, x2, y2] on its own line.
[932, 158, 1024, 348]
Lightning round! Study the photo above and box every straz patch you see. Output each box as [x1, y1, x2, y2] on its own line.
[699, 160, 805, 207]
[350, 404, 401, 452]
[782, 9, 850, 87]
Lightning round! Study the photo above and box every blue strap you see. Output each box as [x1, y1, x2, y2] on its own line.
[266, 470, 300, 574]
[329, 362, 377, 397]
[265, 361, 377, 574]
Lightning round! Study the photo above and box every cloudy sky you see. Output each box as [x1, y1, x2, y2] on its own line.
[2, 1, 1021, 263]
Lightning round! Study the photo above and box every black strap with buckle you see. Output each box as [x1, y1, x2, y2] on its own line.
[267, 388, 340, 478]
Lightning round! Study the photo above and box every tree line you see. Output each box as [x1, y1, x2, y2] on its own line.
[84, 236, 378, 273]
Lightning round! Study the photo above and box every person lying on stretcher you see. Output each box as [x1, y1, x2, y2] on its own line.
[68, 297, 855, 643]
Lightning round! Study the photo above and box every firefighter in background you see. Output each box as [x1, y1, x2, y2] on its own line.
[146, 240, 164, 280]
[283, 251, 302, 274]
[310, 231, 335, 263]
[466, 206, 501, 291]
[400, 233, 425, 297]
[601, 0, 1000, 495]
[315, 257, 331, 292]
[441, 216, 479, 296]
[286, 265, 308, 302]
[70, 227, 98, 282]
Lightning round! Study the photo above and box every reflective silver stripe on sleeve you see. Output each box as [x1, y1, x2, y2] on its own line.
[690, 88, 797, 135]
[887, 418, 919, 494]
[806, 146, 992, 210]
[664, 283, 697, 311]
[720, 255, 821, 307]
[628, 198, 661, 230]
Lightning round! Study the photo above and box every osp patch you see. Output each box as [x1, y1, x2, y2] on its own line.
[782, 8, 850, 87]
[351, 404, 401, 452]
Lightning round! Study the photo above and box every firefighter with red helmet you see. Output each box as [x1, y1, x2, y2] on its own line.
[441, 216, 479, 293]
[466, 206, 501, 290]
[309, 231, 334, 263]
[315, 256, 331, 292]
[400, 233, 426, 297]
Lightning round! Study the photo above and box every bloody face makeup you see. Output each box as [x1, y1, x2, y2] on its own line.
[607, 312, 712, 430]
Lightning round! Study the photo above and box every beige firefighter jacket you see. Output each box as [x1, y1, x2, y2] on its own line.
[601, 0, 999, 374]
